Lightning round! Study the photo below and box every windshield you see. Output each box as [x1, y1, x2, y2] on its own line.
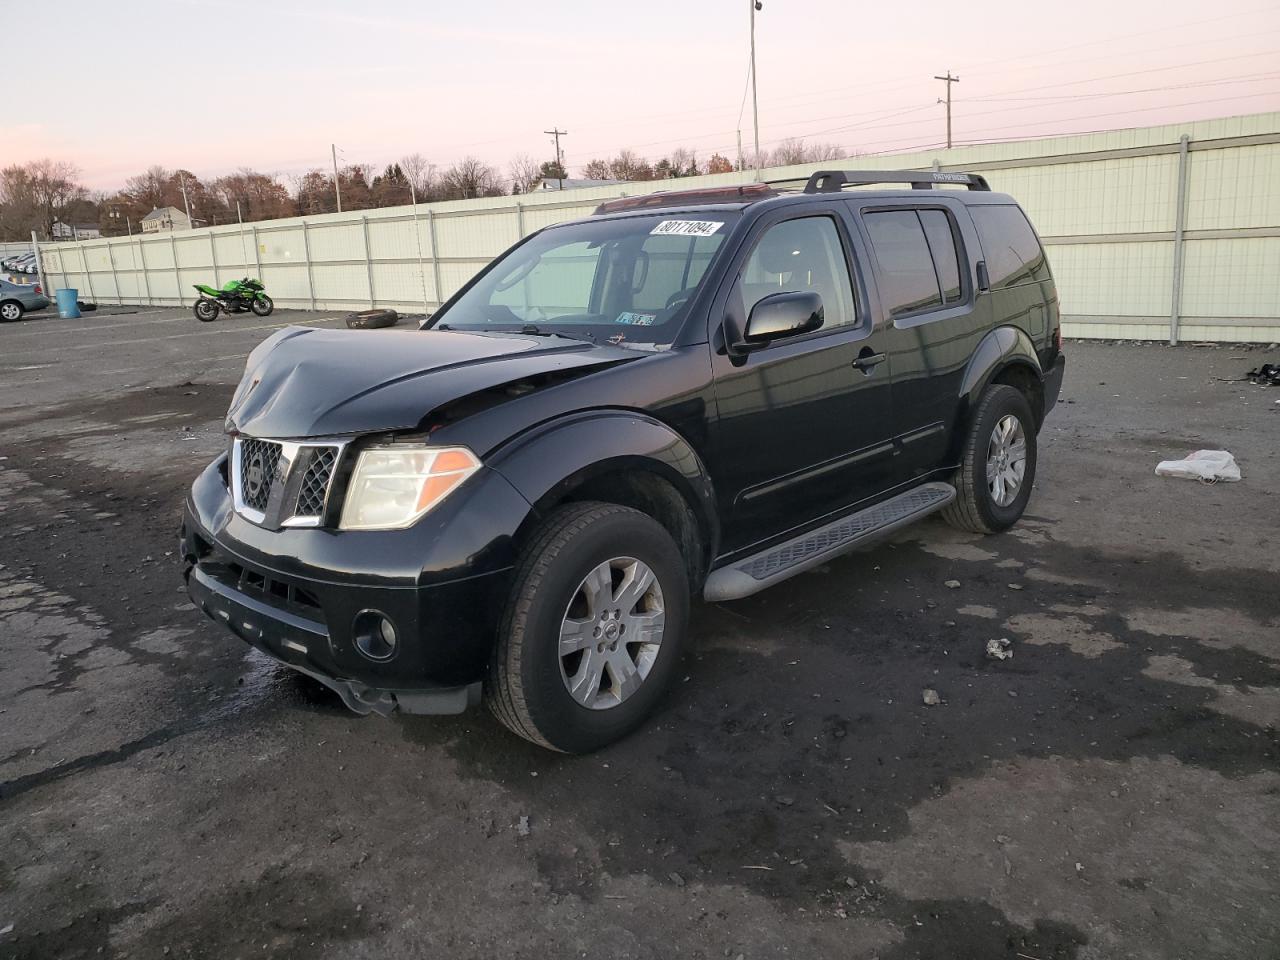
[429, 212, 737, 345]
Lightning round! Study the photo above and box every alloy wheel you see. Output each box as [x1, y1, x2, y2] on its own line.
[986, 414, 1027, 507]
[558, 557, 666, 711]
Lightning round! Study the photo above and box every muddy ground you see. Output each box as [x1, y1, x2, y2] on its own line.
[1, 307, 1277, 960]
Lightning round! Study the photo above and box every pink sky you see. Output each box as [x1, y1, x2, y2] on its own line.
[6, 0, 1279, 192]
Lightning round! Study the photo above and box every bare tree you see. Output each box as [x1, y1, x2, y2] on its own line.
[0, 159, 87, 239]
[124, 165, 173, 212]
[581, 158, 611, 181]
[399, 153, 438, 201]
[508, 154, 543, 195]
[441, 157, 501, 200]
[607, 149, 654, 182]
[765, 138, 846, 167]
[666, 147, 699, 178]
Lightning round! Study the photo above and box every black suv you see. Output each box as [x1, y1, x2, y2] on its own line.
[182, 170, 1065, 752]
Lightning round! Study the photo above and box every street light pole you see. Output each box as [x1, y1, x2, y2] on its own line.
[179, 171, 193, 225]
[750, 0, 762, 178]
[332, 143, 343, 213]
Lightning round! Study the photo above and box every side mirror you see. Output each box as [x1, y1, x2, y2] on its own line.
[743, 290, 824, 345]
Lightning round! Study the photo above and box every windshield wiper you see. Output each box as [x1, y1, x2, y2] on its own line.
[518, 324, 596, 344]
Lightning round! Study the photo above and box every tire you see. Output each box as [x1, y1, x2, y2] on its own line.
[942, 384, 1037, 534]
[251, 295, 274, 317]
[346, 308, 398, 330]
[77, 301, 97, 312]
[193, 299, 219, 322]
[0, 300, 23, 322]
[487, 502, 691, 753]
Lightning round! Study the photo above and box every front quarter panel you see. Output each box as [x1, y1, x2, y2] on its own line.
[487, 411, 721, 559]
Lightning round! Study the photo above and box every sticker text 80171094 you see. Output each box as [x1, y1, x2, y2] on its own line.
[650, 220, 723, 237]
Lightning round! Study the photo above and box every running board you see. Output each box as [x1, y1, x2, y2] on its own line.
[703, 482, 956, 602]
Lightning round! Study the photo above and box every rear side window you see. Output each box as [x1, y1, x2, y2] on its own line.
[919, 210, 962, 304]
[970, 205, 1050, 289]
[864, 209, 964, 318]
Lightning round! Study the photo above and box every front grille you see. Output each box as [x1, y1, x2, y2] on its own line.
[238, 438, 282, 512]
[294, 448, 337, 518]
[232, 436, 345, 527]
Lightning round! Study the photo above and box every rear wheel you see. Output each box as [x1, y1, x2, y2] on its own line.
[487, 502, 690, 753]
[942, 384, 1037, 534]
[193, 299, 218, 322]
[0, 301, 23, 322]
[251, 295, 274, 317]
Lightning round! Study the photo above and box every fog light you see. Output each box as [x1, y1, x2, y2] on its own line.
[352, 610, 398, 661]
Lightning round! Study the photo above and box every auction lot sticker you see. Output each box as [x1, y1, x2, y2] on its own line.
[650, 220, 724, 237]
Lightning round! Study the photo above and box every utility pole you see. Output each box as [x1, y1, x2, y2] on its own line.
[332, 143, 343, 212]
[750, 0, 762, 178]
[178, 172, 193, 225]
[544, 128, 567, 190]
[934, 71, 960, 149]
[736, 129, 744, 172]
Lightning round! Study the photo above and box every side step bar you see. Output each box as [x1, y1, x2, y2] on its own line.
[703, 482, 956, 602]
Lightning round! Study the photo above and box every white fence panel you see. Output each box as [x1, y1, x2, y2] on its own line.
[31, 110, 1280, 342]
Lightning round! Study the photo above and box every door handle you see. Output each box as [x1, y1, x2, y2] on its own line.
[852, 349, 886, 373]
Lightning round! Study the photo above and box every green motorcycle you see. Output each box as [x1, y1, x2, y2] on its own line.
[192, 277, 274, 322]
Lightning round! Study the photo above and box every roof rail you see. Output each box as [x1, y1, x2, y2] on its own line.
[594, 182, 776, 215]
[803, 170, 991, 193]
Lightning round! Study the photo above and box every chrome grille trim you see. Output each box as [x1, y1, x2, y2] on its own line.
[231, 436, 349, 528]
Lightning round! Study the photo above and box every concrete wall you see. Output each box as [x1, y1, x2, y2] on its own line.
[36, 111, 1280, 343]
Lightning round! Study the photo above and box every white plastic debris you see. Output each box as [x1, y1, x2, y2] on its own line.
[1154, 449, 1241, 483]
[922, 688, 941, 706]
[986, 638, 1014, 661]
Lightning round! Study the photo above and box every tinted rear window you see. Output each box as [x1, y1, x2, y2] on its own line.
[864, 210, 943, 317]
[971, 205, 1050, 289]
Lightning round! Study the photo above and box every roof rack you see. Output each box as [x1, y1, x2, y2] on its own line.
[594, 182, 776, 215]
[803, 170, 991, 193]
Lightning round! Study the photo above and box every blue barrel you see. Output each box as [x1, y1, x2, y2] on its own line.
[55, 288, 81, 319]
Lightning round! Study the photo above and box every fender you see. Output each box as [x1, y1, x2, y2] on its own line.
[486, 409, 721, 561]
[958, 325, 1043, 412]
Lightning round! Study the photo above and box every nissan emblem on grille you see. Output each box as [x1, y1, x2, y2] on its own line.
[238, 438, 282, 512]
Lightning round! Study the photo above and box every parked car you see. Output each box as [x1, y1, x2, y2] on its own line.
[182, 170, 1066, 752]
[0, 279, 50, 321]
[3, 252, 36, 275]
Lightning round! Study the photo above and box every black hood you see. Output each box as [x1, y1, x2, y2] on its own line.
[225, 326, 635, 438]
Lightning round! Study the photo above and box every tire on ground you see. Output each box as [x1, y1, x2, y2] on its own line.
[487, 501, 690, 753]
[942, 383, 1037, 535]
[346, 308, 398, 329]
[77, 301, 98, 312]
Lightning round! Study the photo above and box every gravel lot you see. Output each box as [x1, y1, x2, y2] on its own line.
[1, 306, 1277, 960]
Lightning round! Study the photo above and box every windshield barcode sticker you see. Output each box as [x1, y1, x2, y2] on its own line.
[615, 312, 655, 326]
[650, 220, 723, 237]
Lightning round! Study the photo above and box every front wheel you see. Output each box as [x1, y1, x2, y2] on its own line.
[193, 299, 219, 322]
[251, 295, 274, 317]
[942, 383, 1038, 534]
[487, 502, 690, 753]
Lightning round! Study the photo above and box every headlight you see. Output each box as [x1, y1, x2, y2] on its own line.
[339, 445, 481, 531]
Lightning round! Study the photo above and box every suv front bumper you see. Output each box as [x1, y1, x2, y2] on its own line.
[181, 454, 529, 715]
